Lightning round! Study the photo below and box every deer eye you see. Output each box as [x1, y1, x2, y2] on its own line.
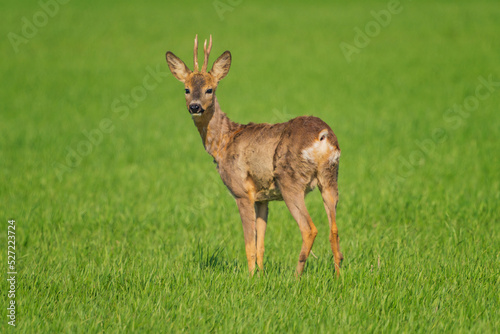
[205, 88, 213, 94]
[185, 89, 190, 94]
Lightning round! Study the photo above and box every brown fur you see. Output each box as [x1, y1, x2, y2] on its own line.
[165, 37, 343, 277]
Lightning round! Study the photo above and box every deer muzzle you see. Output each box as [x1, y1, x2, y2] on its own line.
[189, 103, 204, 115]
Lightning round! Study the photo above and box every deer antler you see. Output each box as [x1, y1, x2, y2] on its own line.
[193, 34, 199, 72]
[201, 35, 213, 72]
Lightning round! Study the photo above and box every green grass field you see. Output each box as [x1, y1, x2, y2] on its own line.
[1, 0, 499, 332]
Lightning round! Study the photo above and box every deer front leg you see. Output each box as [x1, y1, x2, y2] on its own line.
[236, 198, 257, 275]
[320, 186, 343, 277]
[255, 202, 268, 273]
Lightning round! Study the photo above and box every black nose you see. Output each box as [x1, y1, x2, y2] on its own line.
[189, 103, 202, 113]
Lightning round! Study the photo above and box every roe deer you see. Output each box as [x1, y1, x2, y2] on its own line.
[166, 35, 343, 277]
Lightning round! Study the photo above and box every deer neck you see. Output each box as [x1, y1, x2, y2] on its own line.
[191, 96, 241, 163]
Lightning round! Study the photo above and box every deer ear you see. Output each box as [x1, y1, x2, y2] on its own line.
[210, 51, 231, 82]
[166, 51, 191, 83]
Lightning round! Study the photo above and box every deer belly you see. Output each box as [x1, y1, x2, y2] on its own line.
[246, 158, 283, 201]
[255, 181, 283, 202]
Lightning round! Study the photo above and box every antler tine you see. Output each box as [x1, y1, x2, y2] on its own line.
[193, 34, 199, 72]
[201, 34, 213, 72]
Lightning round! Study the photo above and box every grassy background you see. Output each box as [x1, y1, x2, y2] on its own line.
[1, 0, 499, 332]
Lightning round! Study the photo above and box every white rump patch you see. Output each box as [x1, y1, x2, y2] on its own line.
[329, 149, 341, 164]
[302, 130, 340, 165]
[301, 145, 317, 162]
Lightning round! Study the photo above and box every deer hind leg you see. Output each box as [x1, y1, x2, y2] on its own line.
[255, 202, 268, 273]
[281, 190, 318, 277]
[318, 166, 343, 276]
[236, 198, 257, 275]
[320, 187, 343, 276]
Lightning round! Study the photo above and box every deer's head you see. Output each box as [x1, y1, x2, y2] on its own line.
[166, 35, 231, 117]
